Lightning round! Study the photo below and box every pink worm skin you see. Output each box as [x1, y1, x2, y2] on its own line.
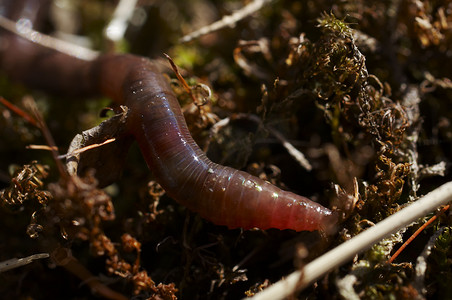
[0, 10, 337, 232]
[104, 56, 337, 231]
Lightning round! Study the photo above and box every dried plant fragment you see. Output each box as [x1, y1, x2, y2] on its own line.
[0, 161, 51, 207]
[66, 106, 131, 187]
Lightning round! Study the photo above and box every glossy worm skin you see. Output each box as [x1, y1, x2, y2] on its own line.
[0, 5, 337, 232]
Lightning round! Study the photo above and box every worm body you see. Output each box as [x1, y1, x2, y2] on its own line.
[0, 5, 337, 232]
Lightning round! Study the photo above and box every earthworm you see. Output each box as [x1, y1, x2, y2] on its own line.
[0, 1, 337, 232]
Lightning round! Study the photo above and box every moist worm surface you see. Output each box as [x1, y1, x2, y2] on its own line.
[0, 1, 337, 232]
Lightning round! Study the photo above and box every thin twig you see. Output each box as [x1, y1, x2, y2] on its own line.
[209, 114, 312, 171]
[23, 96, 69, 180]
[58, 138, 116, 159]
[0, 96, 68, 177]
[0, 15, 98, 60]
[180, 0, 275, 43]
[51, 247, 128, 300]
[0, 96, 38, 127]
[164, 53, 196, 100]
[265, 121, 312, 171]
[0, 253, 49, 273]
[164, 53, 212, 109]
[26, 144, 59, 151]
[413, 226, 445, 297]
[388, 204, 449, 263]
[246, 181, 452, 300]
[104, 0, 138, 42]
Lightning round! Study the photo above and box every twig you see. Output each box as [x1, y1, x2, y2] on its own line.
[51, 247, 128, 300]
[246, 181, 452, 300]
[413, 226, 445, 297]
[164, 53, 212, 108]
[0, 95, 69, 177]
[0, 96, 67, 177]
[209, 114, 312, 171]
[0, 15, 98, 60]
[0, 253, 49, 272]
[26, 144, 59, 151]
[0, 96, 38, 127]
[104, 0, 138, 42]
[180, 0, 275, 43]
[265, 121, 312, 171]
[164, 53, 198, 104]
[58, 138, 116, 159]
[388, 204, 449, 263]
[23, 96, 69, 180]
